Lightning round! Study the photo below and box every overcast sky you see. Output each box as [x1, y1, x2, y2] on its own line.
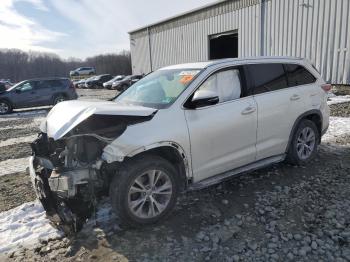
[0, 0, 217, 59]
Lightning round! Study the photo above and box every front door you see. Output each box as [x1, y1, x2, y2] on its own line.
[184, 68, 257, 182]
[12, 81, 39, 108]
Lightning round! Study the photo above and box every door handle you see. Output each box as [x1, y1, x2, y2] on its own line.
[290, 94, 300, 101]
[241, 106, 256, 115]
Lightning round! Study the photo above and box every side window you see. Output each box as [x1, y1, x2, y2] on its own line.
[284, 64, 316, 87]
[248, 64, 288, 95]
[18, 81, 34, 92]
[197, 69, 242, 103]
[34, 81, 48, 89]
[48, 80, 63, 88]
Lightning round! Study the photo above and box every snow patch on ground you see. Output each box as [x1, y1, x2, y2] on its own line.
[0, 201, 62, 254]
[327, 95, 350, 105]
[323, 117, 350, 142]
[0, 110, 47, 120]
[0, 134, 37, 147]
[0, 157, 28, 176]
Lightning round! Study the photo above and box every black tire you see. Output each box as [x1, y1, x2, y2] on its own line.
[109, 155, 179, 228]
[286, 119, 319, 165]
[53, 95, 66, 105]
[0, 100, 12, 115]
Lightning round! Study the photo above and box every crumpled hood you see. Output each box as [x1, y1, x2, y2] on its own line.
[43, 100, 157, 140]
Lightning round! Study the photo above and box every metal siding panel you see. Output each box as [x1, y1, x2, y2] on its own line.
[130, 0, 349, 84]
[344, 0, 350, 83]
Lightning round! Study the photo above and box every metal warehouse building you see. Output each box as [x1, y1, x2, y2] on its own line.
[129, 0, 350, 85]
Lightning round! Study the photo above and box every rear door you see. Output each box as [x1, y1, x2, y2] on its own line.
[284, 64, 319, 109]
[33, 80, 57, 105]
[246, 63, 305, 160]
[185, 67, 257, 182]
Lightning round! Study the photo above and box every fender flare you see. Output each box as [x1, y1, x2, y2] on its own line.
[285, 109, 323, 153]
[0, 98, 14, 109]
[127, 141, 192, 179]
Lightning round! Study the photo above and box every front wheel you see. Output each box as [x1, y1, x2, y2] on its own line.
[287, 119, 319, 165]
[0, 100, 12, 114]
[110, 155, 179, 227]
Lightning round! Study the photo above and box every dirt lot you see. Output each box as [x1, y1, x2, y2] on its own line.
[1, 90, 350, 261]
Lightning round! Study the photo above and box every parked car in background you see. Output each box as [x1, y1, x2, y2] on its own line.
[72, 79, 82, 88]
[103, 75, 125, 89]
[84, 74, 113, 89]
[0, 77, 77, 114]
[28, 57, 330, 230]
[70, 67, 95, 77]
[77, 77, 93, 89]
[111, 74, 143, 91]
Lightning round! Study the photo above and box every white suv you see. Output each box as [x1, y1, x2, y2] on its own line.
[69, 67, 95, 77]
[29, 57, 330, 230]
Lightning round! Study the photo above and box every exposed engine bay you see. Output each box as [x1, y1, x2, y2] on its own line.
[29, 114, 153, 232]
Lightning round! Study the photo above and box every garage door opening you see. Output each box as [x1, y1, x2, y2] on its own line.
[209, 31, 238, 60]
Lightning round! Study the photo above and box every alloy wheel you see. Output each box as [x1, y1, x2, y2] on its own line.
[296, 126, 316, 160]
[0, 102, 9, 114]
[128, 169, 173, 219]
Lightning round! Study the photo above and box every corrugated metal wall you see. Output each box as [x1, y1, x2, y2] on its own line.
[130, 0, 350, 84]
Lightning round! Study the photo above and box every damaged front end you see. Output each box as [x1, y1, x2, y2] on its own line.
[29, 110, 155, 233]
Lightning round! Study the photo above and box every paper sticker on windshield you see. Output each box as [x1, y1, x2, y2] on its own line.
[179, 70, 199, 76]
[180, 75, 194, 84]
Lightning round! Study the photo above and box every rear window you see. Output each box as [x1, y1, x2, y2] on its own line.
[247, 63, 288, 95]
[284, 64, 316, 87]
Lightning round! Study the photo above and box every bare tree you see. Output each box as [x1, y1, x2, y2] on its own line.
[0, 49, 132, 82]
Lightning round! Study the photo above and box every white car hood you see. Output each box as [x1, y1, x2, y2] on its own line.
[43, 100, 157, 140]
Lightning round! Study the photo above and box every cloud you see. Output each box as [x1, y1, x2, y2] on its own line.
[49, 0, 137, 58]
[0, 0, 64, 53]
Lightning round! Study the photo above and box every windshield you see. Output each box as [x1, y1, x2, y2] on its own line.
[114, 69, 201, 109]
[7, 80, 26, 91]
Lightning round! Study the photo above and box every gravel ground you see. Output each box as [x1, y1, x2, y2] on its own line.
[329, 102, 350, 117]
[0, 90, 349, 262]
[0, 172, 36, 212]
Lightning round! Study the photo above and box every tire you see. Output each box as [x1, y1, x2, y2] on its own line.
[109, 155, 179, 228]
[53, 95, 66, 105]
[0, 100, 12, 115]
[286, 119, 319, 165]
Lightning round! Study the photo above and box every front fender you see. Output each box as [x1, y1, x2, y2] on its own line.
[102, 141, 192, 179]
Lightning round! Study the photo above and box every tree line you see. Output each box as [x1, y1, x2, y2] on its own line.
[0, 49, 132, 82]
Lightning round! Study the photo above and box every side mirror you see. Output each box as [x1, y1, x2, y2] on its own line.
[188, 90, 219, 109]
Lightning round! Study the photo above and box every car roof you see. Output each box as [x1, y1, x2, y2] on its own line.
[24, 77, 69, 81]
[160, 56, 305, 70]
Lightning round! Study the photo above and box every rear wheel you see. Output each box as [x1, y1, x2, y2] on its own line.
[53, 95, 66, 105]
[287, 119, 319, 165]
[110, 155, 179, 227]
[0, 100, 12, 114]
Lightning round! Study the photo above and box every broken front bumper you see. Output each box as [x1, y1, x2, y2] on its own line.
[28, 156, 89, 233]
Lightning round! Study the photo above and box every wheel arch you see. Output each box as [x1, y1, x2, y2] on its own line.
[52, 92, 68, 103]
[125, 142, 190, 191]
[0, 97, 13, 106]
[286, 109, 323, 153]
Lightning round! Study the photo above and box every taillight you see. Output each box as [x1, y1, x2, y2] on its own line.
[321, 84, 332, 92]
